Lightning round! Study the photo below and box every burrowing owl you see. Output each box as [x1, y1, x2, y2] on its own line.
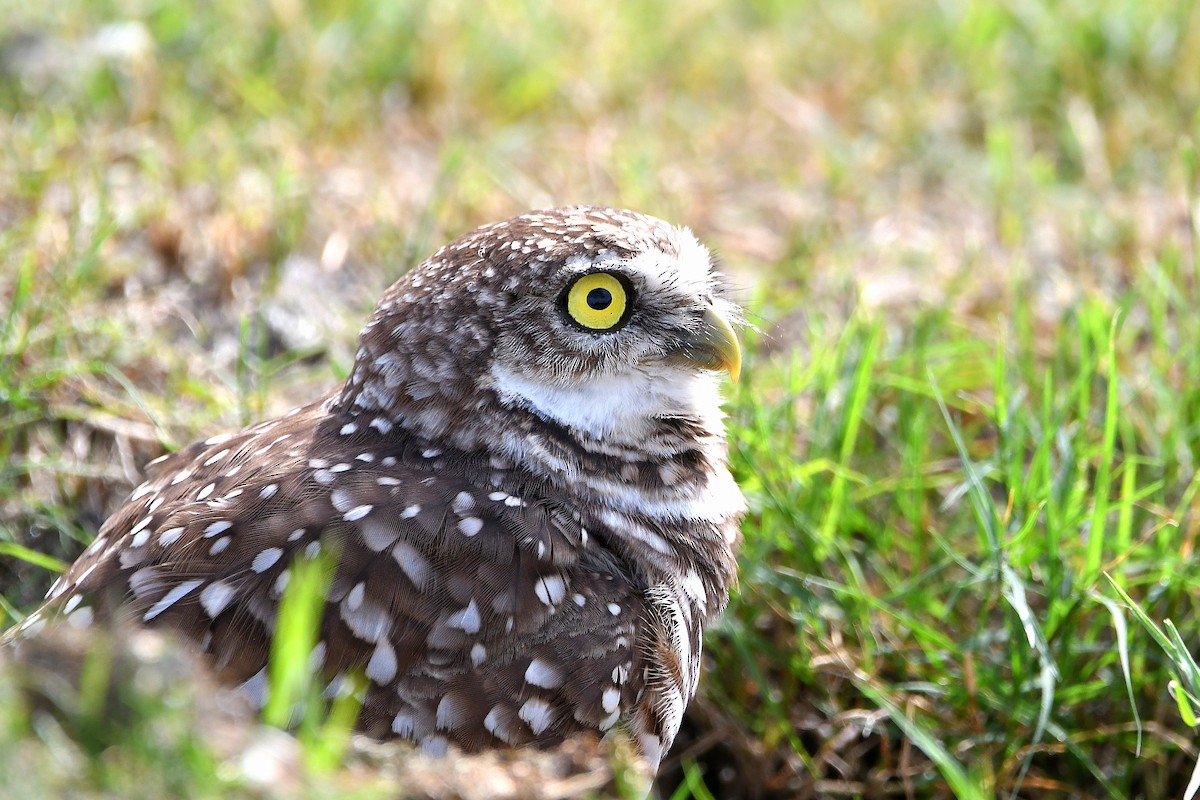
[4, 205, 745, 773]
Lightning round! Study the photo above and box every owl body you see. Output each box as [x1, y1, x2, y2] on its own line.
[6, 206, 745, 772]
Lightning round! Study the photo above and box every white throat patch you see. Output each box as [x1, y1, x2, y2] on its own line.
[489, 362, 724, 443]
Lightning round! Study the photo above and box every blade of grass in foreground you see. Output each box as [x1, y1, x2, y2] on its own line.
[1106, 575, 1200, 799]
[932, 373, 1059, 799]
[819, 320, 879, 549]
[1092, 592, 1142, 756]
[1085, 313, 1123, 585]
[264, 540, 364, 773]
[853, 675, 988, 800]
[0, 542, 69, 574]
[265, 544, 335, 730]
[668, 761, 719, 800]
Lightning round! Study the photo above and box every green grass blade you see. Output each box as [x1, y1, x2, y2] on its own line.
[1104, 574, 1175, 654]
[264, 544, 335, 731]
[1185, 753, 1200, 800]
[0, 542, 69, 574]
[1092, 592, 1142, 755]
[669, 761, 719, 800]
[1164, 620, 1200, 698]
[854, 678, 988, 800]
[819, 320, 881, 546]
[1084, 312, 1122, 585]
[930, 371, 1000, 555]
[1173, 681, 1198, 728]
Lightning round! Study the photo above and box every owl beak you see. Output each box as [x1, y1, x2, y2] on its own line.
[675, 305, 742, 383]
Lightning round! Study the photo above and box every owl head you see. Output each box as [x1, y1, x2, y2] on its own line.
[341, 206, 742, 449]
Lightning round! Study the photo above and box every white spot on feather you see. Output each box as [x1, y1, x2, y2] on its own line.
[457, 517, 483, 536]
[68, 606, 94, 628]
[518, 698, 554, 736]
[534, 574, 566, 606]
[309, 641, 326, 670]
[330, 489, 352, 512]
[524, 658, 562, 688]
[392, 713, 418, 737]
[421, 736, 449, 756]
[436, 693, 470, 730]
[143, 579, 203, 620]
[238, 668, 269, 709]
[484, 706, 516, 742]
[683, 569, 707, 613]
[346, 582, 365, 610]
[344, 504, 373, 522]
[159, 527, 184, 546]
[366, 640, 398, 683]
[200, 580, 236, 617]
[599, 708, 620, 732]
[392, 542, 432, 589]
[128, 566, 162, 597]
[340, 598, 390, 642]
[360, 518, 399, 551]
[446, 600, 481, 634]
[76, 563, 99, 586]
[251, 548, 282, 573]
[452, 491, 474, 513]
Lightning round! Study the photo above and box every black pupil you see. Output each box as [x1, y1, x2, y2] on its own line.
[586, 286, 613, 310]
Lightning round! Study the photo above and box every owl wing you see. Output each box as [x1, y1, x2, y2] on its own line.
[11, 404, 645, 751]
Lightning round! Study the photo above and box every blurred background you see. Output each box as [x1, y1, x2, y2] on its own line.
[3, 1, 1200, 798]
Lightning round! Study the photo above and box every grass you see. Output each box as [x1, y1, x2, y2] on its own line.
[3, 0, 1200, 797]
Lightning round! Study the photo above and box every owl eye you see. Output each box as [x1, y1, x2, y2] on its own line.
[562, 271, 634, 331]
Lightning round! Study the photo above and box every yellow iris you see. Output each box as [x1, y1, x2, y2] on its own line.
[565, 272, 629, 330]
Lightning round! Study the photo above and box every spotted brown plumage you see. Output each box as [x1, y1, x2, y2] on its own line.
[3, 205, 746, 773]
